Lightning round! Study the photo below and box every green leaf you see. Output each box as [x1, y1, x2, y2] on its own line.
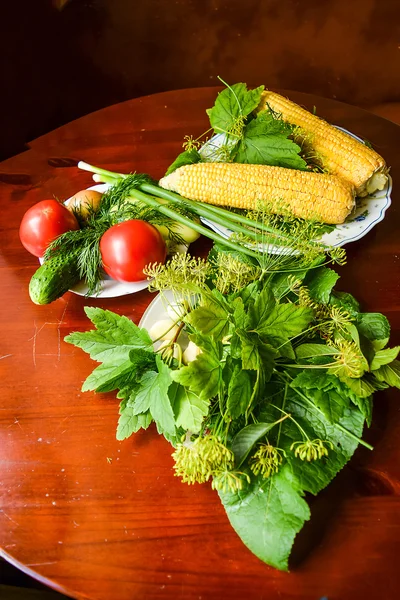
[257, 304, 313, 341]
[171, 336, 223, 400]
[304, 267, 340, 304]
[169, 382, 209, 433]
[131, 356, 175, 435]
[356, 312, 390, 342]
[219, 474, 310, 571]
[65, 307, 152, 363]
[235, 112, 307, 169]
[329, 291, 360, 318]
[186, 303, 230, 341]
[281, 390, 365, 496]
[232, 422, 280, 467]
[349, 395, 373, 427]
[373, 360, 400, 388]
[339, 374, 381, 398]
[370, 346, 400, 370]
[246, 285, 276, 329]
[237, 330, 277, 375]
[165, 148, 201, 176]
[291, 371, 349, 424]
[207, 82, 265, 133]
[82, 359, 135, 393]
[295, 343, 337, 360]
[227, 366, 253, 419]
[116, 405, 152, 441]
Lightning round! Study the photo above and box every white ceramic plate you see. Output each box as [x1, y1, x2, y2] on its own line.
[199, 127, 392, 250]
[40, 183, 150, 299]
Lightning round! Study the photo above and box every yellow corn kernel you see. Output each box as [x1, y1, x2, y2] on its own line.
[256, 91, 388, 197]
[159, 162, 356, 225]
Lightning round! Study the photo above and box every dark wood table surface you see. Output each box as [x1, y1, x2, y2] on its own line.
[1, 87, 400, 600]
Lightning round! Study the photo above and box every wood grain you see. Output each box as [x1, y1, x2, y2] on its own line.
[0, 87, 399, 600]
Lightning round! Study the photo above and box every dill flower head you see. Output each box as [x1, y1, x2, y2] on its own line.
[182, 135, 202, 152]
[144, 253, 212, 293]
[290, 438, 333, 461]
[331, 338, 367, 378]
[211, 468, 251, 494]
[172, 435, 234, 485]
[318, 305, 353, 340]
[212, 251, 261, 294]
[249, 442, 285, 479]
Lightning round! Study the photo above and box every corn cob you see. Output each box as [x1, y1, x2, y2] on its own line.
[159, 162, 356, 225]
[256, 91, 388, 197]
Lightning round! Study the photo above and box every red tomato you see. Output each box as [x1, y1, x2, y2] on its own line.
[19, 199, 80, 257]
[100, 220, 167, 282]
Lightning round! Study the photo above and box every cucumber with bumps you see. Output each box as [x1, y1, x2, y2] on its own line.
[29, 251, 82, 305]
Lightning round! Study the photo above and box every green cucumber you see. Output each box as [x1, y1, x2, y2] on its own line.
[29, 250, 82, 305]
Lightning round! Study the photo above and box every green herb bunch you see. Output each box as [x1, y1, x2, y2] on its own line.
[65, 246, 400, 571]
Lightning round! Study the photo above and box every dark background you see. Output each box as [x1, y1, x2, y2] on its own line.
[1, 0, 399, 596]
[1, 0, 400, 162]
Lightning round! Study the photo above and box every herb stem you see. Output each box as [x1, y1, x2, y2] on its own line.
[140, 183, 287, 239]
[125, 189, 262, 260]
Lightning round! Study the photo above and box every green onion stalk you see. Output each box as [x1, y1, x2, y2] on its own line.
[78, 161, 331, 264]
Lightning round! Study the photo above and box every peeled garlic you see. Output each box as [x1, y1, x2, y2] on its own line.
[182, 341, 202, 364]
[148, 318, 179, 341]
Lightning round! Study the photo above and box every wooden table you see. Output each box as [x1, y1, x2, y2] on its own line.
[1, 88, 399, 600]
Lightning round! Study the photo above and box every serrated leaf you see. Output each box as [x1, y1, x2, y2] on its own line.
[82, 359, 135, 393]
[329, 291, 360, 318]
[208, 82, 264, 133]
[373, 360, 400, 388]
[356, 312, 390, 342]
[186, 304, 229, 340]
[130, 357, 175, 435]
[219, 474, 310, 571]
[116, 406, 152, 441]
[227, 366, 253, 419]
[169, 382, 209, 433]
[165, 148, 201, 176]
[257, 304, 313, 341]
[291, 371, 349, 423]
[237, 330, 276, 375]
[304, 267, 340, 304]
[246, 285, 276, 329]
[370, 346, 400, 370]
[235, 112, 307, 169]
[65, 307, 152, 363]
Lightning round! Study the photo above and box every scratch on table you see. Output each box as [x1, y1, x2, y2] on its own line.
[0, 510, 20, 526]
[30, 302, 69, 365]
[7, 417, 22, 429]
[0, 354, 12, 360]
